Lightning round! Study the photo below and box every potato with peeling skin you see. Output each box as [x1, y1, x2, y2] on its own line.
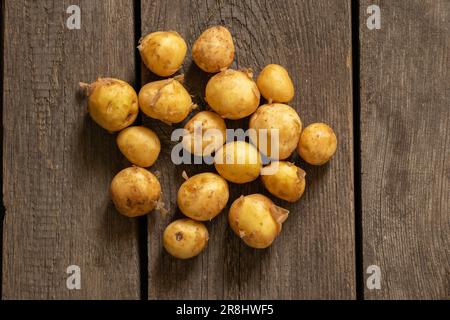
[205, 69, 260, 119]
[138, 31, 187, 77]
[261, 161, 306, 202]
[228, 194, 289, 249]
[256, 64, 295, 103]
[117, 126, 161, 167]
[192, 26, 235, 73]
[138, 78, 193, 124]
[110, 166, 161, 217]
[80, 78, 138, 132]
[163, 219, 209, 259]
[298, 123, 337, 165]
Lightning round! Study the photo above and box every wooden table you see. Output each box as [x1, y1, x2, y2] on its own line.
[1, 0, 448, 300]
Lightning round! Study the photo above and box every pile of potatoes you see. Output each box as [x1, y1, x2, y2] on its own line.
[80, 26, 337, 259]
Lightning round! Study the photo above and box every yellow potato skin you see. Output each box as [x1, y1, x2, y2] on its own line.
[138, 31, 187, 77]
[85, 78, 138, 132]
[177, 173, 229, 221]
[205, 69, 260, 119]
[163, 219, 209, 259]
[249, 103, 302, 160]
[261, 161, 306, 202]
[110, 166, 161, 217]
[298, 123, 337, 165]
[192, 26, 235, 73]
[256, 64, 295, 103]
[228, 194, 287, 249]
[138, 78, 193, 124]
[117, 126, 161, 167]
[214, 141, 262, 184]
[182, 111, 226, 156]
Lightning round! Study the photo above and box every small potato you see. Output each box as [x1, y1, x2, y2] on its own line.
[177, 172, 229, 221]
[249, 103, 302, 160]
[261, 161, 306, 202]
[80, 78, 138, 132]
[182, 111, 226, 156]
[205, 69, 260, 119]
[110, 166, 161, 217]
[139, 78, 193, 124]
[214, 141, 262, 184]
[138, 31, 187, 77]
[117, 126, 161, 167]
[228, 194, 289, 249]
[256, 64, 295, 103]
[192, 26, 235, 73]
[163, 219, 209, 259]
[298, 123, 337, 165]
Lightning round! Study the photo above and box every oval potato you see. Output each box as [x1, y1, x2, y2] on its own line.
[256, 64, 294, 103]
[261, 161, 306, 202]
[163, 219, 209, 259]
[298, 123, 337, 165]
[117, 126, 161, 167]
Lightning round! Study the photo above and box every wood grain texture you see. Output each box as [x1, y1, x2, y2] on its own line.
[2, 0, 140, 299]
[360, 0, 450, 299]
[141, 0, 355, 299]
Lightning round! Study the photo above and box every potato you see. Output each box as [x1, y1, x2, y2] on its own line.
[80, 78, 138, 132]
[138, 31, 187, 77]
[117, 126, 161, 167]
[249, 103, 302, 160]
[110, 166, 161, 217]
[138, 78, 193, 124]
[228, 194, 289, 249]
[177, 172, 229, 221]
[261, 161, 306, 202]
[298, 123, 337, 165]
[163, 219, 209, 259]
[214, 141, 262, 184]
[205, 69, 260, 119]
[182, 111, 226, 156]
[256, 64, 295, 103]
[192, 26, 235, 73]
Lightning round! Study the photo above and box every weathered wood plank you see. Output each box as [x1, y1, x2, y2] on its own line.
[360, 0, 450, 299]
[2, 0, 140, 299]
[142, 0, 355, 299]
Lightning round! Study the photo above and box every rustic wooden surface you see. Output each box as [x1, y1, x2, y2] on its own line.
[360, 0, 450, 299]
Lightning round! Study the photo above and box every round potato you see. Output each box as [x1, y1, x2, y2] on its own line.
[182, 111, 226, 156]
[298, 123, 337, 165]
[80, 78, 138, 132]
[138, 78, 193, 124]
[249, 103, 302, 160]
[138, 31, 187, 77]
[256, 64, 294, 103]
[205, 69, 260, 119]
[117, 126, 161, 167]
[110, 166, 161, 217]
[177, 172, 229, 221]
[163, 219, 209, 259]
[214, 141, 262, 184]
[261, 161, 306, 202]
[228, 194, 289, 249]
[192, 26, 235, 73]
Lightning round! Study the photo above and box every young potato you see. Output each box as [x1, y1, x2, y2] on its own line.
[228, 194, 289, 249]
[256, 64, 295, 103]
[138, 31, 187, 77]
[261, 161, 306, 202]
[117, 126, 161, 167]
[80, 78, 138, 132]
[163, 219, 209, 259]
[249, 103, 302, 160]
[110, 166, 161, 217]
[298, 123, 337, 165]
[214, 141, 262, 184]
[192, 26, 235, 73]
[205, 69, 260, 119]
[182, 111, 226, 156]
[138, 78, 193, 124]
[177, 172, 229, 221]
